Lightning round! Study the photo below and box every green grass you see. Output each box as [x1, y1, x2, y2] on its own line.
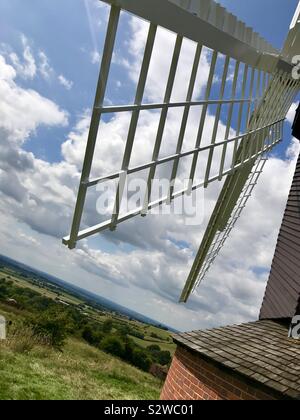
[129, 335, 176, 354]
[143, 325, 171, 340]
[0, 269, 82, 306]
[0, 338, 162, 400]
[0, 267, 172, 400]
[1, 268, 174, 341]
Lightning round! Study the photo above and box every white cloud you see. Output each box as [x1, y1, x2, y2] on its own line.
[0, 55, 68, 143]
[124, 18, 210, 103]
[0, 14, 299, 333]
[9, 34, 36, 79]
[91, 51, 101, 64]
[0, 53, 73, 240]
[58, 74, 73, 90]
[56, 17, 299, 330]
[38, 51, 54, 80]
[3, 36, 75, 92]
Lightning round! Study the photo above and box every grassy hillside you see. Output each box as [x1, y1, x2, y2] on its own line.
[0, 265, 176, 355]
[0, 266, 171, 400]
[0, 337, 162, 400]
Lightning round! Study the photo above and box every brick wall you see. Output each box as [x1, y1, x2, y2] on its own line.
[161, 346, 281, 400]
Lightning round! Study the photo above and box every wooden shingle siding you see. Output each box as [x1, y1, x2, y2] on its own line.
[260, 152, 300, 320]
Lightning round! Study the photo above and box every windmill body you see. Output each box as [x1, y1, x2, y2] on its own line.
[260, 154, 300, 320]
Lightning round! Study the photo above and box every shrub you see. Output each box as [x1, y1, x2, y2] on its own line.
[102, 319, 113, 334]
[5, 324, 50, 354]
[0, 283, 8, 299]
[122, 336, 136, 362]
[150, 332, 163, 340]
[129, 329, 145, 340]
[147, 344, 161, 353]
[146, 345, 171, 366]
[100, 335, 125, 358]
[131, 349, 152, 372]
[115, 324, 130, 337]
[157, 351, 171, 366]
[30, 308, 69, 349]
[82, 326, 103, 346]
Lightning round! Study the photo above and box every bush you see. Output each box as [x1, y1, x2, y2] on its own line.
[114, 324, 144, 340]
[150, 332, 163, 340]
[157, 351, 171, 366]
[100, 335, 125, 358]
[129, 329, 145, 340]
[0, 283, 8, 299]
[5, 324, 50, 354]
[146, 345, 171, 366]
[131, 349, 151, 372]
[124, 338, 134, 362]
[102, 319, 113, 334]
[82, 326, 103, 347]
[147, 344, 161, 353]
[30, 308, 69, 349]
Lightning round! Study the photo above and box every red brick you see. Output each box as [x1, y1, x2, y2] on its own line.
[161, 346, 278, 401]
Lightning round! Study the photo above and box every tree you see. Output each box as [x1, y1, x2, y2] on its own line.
[157, 351, 172, 366]
[129, 329, 145, 340]
[0, 283, 8, 299]
[150, 332, 163, 340]
[82, 326, 103, 346]
[31, 308, 68, 349]
[147, 344, 161, 353]
[115, 324, 130, 337]
[102, 319, 113, 334]
[100, 335, 125, 358]
[146, 345, 171, 366]
[131, 349, 151, 372]
[123, 337, 135, 362]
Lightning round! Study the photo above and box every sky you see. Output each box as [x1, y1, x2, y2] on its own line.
[0, 0, 299, 332]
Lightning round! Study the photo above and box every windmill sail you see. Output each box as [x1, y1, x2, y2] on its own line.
[180, 4, 300, 302]
[63, 0, 300, 302]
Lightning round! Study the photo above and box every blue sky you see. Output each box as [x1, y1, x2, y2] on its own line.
[0, 0, 105, 162]
[218, 0, 299, 158]
[0, 0, 299, 331]
[1, 0, 297, 161]
[0, 0, 296, 154]
[219, 0, 298, 50]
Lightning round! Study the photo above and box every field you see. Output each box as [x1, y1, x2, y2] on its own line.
[0, 266, 82, 306]
[0, 335, 161, 400]
[0, 263, 175, 400]
[0, 265, 176, 355]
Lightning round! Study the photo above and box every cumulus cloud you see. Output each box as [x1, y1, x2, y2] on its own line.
[0, 53, 74, 242]
[57, 15, 299, 331]
[0, 56, 68, 143]
[0, 14, 299, 332]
